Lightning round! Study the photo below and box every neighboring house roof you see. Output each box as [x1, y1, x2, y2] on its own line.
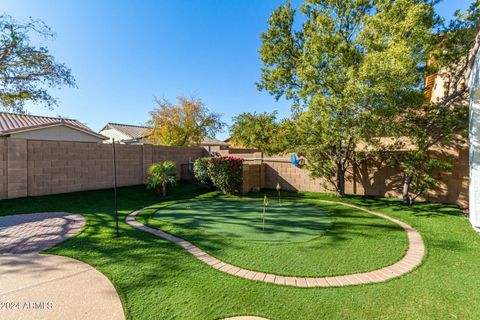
[100, 122, 229, 146]
[100, 123, 150, 140]
[0, 112, 107, 139]
[200, 136, 230, 146]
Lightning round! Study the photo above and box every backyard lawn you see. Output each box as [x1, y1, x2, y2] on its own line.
[1, 182, 479, 319]
[144, 195, 408, 277]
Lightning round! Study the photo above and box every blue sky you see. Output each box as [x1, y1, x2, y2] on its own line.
[1, 0, 473, 140]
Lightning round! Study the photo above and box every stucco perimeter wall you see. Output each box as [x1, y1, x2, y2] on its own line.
[240, 148, 469, 208]
[0, 139, 206, 199]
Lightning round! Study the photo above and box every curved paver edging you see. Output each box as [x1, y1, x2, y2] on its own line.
[127, 200, 425, 287]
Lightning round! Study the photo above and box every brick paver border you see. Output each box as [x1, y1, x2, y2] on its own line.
[126, 200, 425, 287]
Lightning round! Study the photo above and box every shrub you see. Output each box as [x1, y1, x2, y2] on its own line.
[193, 157, 213, 187]
[207, 156, 243, 194]
[146, 161, 177, 196]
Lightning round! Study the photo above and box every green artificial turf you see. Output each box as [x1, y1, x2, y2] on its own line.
[1, 182, 479, 320]
[147, 195, 408, 276]
[153, 198, 331, 242]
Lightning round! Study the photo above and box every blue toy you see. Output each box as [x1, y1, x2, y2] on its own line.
[291, 153, 299, 167]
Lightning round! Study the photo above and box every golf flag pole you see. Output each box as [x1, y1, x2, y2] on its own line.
[276, 183, 281, 206]
[263, 194, 269, 231]
[112, 138, 119, 237]
[262, 206, 265, 231]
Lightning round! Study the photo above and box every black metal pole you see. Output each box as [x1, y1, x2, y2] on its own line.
[112, 138, 119, 237]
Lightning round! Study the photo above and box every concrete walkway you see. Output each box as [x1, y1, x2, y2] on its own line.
[127, 200, 425, 287]
[0, 212, 125, 320]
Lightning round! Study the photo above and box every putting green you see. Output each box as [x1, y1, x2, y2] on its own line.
[153, 198, 331, 242]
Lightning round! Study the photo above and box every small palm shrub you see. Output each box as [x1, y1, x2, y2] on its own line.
[193, 157, 213, 188]
[146, 161, 177, 196]
[207, 156, 243, 194]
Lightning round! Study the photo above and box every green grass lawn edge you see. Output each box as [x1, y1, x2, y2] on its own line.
[140, 194, 410, 277]
[1, 183, 479, 319]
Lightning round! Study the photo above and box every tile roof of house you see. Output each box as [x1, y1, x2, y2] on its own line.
[102, 122, 229, 146]
[0, 112, 105, 139]
[102, 123, 151, 140]
[200, 136, 230, 146]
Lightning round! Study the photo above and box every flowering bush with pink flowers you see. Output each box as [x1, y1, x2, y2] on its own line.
[207, 156, 243, 194]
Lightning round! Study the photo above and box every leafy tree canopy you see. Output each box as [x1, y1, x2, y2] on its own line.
[146, 95, 224, 147]
[230, 111, 290, 155]
[258, 0, 437, 196]
[393, 0, 479, 204]
[0, 15, 75, 113]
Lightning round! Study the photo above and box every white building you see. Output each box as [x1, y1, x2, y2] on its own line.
[469, 44, 480, 232]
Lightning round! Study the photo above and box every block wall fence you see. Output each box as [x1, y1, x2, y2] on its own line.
[0, 139, 206, 199]
[240, 148, 469, 208]
[0, 138, 469, 207]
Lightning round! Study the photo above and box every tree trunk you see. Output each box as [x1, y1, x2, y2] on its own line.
[336, 161, 345, 197]
[162, 182, 167, 197]
[402, 174, 413, 204]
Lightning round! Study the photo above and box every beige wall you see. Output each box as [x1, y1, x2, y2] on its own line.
[242, 164, 264, 193]
[11, 125, 104, 143]
[1, 138, 468, 207]
[239, 148, 469, 208]
[0, 139, 206, 199]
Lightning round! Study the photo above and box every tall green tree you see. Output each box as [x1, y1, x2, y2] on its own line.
[396, 0, 479, 204]
[0, 15, 75, 113]
[230, 111, 288, 155]
[258, 0, 436, 196]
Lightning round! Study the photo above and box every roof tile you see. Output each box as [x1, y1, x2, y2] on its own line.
[0, 112, 93, 134]
[104, 123, 150, 139]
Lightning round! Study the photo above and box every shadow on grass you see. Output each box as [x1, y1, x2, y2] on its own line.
[152, 200, 331, 241]
[0, 183, 211, 284]
[0, 182, 461, 279]
[145, 196, 407, 257]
